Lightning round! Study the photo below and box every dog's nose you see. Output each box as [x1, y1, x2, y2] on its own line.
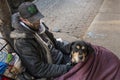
[79, 56, 83, 60]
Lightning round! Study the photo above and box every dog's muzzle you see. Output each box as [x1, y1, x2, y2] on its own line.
[71, 51, 86, 63]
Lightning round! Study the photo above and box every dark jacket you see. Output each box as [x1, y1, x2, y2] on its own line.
[10, 13, 69, 79]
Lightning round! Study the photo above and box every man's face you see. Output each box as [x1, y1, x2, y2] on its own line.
[32, 20, 40, 30]
[20, 17, 40, 31]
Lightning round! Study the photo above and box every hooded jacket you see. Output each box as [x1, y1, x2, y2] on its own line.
[10, 13, 69, 79]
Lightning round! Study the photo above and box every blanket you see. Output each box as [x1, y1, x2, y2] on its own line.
[55, 45, 120, 80]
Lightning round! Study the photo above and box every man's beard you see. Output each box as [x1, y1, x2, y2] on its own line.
[30, 21, 40, 31]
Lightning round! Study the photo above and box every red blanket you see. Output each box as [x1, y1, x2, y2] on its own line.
[55, 45, 120, 80]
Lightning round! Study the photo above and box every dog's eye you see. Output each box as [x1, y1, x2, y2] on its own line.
[76, 45, 80, 49]
[81, 46, 85, 50]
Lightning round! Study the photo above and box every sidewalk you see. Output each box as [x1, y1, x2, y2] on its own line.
[34, 0, 104, 38]
[83, 0, 120, 58]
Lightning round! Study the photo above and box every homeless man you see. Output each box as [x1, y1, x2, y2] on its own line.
[10, 2, 72, 80]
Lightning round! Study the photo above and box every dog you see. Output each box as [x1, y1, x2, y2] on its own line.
[65, 41, 94, 64]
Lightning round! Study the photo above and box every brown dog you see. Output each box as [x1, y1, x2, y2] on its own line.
[65, 41, 94, 64]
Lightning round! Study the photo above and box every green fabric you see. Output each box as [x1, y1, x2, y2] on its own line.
[27, 5, 37, 14]
[6, 53, 13, 63]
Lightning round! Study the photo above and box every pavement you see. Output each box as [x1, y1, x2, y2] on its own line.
[83, 0, 120, 58]
[34, 0, 104, 38]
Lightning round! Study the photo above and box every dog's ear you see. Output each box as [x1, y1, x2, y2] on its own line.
[63, 42, 75, 54]
[84, 41, 94, 54]
[87, 43, 94, 53]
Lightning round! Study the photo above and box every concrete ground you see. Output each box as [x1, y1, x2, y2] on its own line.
[84, 0, 120, 58]
[34, 0, 104, 39]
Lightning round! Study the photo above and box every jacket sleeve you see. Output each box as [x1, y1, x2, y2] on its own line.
[55, 40, 71, 55]
[14, 39, 68, 78]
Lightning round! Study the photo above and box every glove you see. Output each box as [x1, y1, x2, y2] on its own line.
[66, 62, 73, 72]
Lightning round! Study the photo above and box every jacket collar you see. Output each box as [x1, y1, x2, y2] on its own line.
[10, 30, 34, 39]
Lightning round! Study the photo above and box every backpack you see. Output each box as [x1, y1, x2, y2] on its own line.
[0, 37, 24, 79]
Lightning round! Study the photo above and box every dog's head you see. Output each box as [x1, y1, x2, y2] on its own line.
[66, 41, 94, 64]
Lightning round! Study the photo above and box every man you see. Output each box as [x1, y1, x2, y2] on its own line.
[10, 2, 71, 80]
